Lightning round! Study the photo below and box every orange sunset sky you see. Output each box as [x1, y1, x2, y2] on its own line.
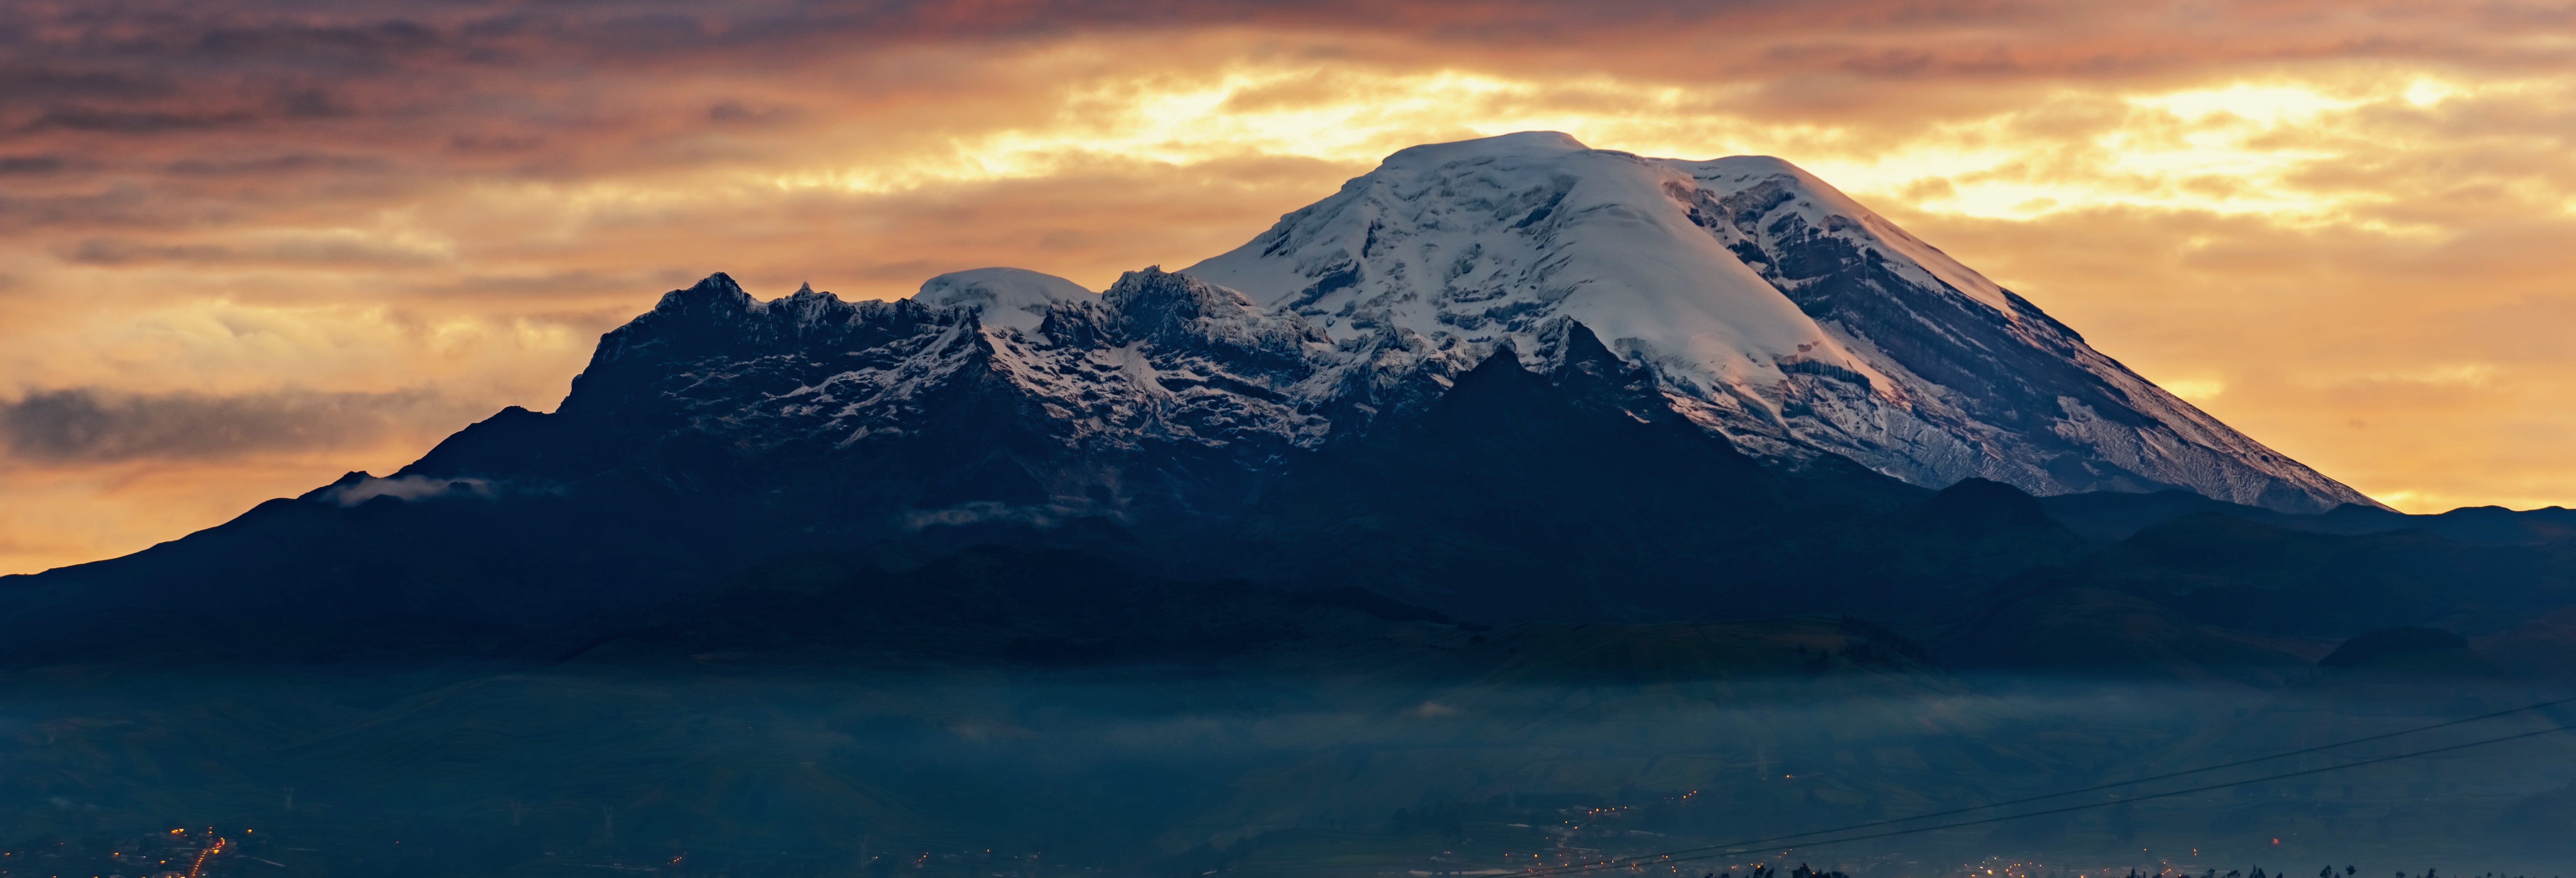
[5, 0, 2576, 575]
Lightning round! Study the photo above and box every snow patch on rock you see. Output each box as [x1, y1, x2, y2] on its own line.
[913, 267, 1097, 334]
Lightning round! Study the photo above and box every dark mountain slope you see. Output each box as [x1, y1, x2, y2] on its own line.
[1928, 570, 2331, 689]
[0, 312, 2095, 662]
[2474, 605, 2576, 681]
[568, 545, 1468, 670]
[1229, 324, 2085, 621]
[2073, 514, 2576, 637]
[0, 492, 688, 666]
[1915, 513, 2576, 685]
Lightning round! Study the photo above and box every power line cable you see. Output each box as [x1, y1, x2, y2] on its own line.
[1525, 716, 2576, 876]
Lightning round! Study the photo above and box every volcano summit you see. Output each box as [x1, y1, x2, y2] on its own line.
[1185, 131, 2368, 512]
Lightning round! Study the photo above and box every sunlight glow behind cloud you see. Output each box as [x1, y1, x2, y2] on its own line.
[742, 64, 2493, 233]
[6, 2, 2576, 571]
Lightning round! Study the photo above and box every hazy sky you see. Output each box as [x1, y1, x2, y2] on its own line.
[5, 0, 2575, 574]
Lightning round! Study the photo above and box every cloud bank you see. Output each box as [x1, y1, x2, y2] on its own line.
[0, 387, 462, 463]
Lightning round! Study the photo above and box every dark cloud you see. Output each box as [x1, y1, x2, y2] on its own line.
[0, 185, 165, 231]
[55, 237, 234, 265]
[4, 2, 2566, 113]
[20, 106, 258, 134]
[0, 154, 64, 174]
[163, 153, 390, 176]
[707, 100, 798, 125]
[55, 235, 443, 267]
[0, 0, 2557, 181]
[188, 20, 440, 61]
[0, 64, 175, 101]
[416, 269, 677, 297]
[274, 87, 352, 119]
[0, 387, 456, 463]
[445, 133, 545, 154]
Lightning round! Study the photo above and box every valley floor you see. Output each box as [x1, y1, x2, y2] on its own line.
[6, 623, 2572, 877]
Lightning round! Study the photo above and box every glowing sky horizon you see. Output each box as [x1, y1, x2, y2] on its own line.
[6, 0, 2576, 574]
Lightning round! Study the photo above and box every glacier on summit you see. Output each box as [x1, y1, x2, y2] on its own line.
[1183, 131, 2373, 513]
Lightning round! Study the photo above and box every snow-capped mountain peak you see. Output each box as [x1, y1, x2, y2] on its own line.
[1185, 131, 1889, 398]
[1185, 132, 2375, 512]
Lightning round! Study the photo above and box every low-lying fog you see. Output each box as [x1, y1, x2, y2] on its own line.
[5, 649, 2571, 878]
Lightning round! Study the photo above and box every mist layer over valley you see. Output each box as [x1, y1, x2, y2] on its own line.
[9, 609, 2576, 876]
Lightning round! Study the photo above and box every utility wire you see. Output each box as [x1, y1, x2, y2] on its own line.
[1524, 712, 2576, 877]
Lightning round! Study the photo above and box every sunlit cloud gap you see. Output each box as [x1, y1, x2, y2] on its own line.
[748, 66, 2502, 230]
